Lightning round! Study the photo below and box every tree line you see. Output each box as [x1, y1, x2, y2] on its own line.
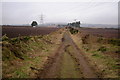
[68, 21, 81, 28]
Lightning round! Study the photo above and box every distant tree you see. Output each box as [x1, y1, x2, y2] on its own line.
[76, 21, 81, 27]
[31, 21, 38, 27]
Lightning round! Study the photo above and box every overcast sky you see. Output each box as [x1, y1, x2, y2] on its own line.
[2, 1, 118, 25]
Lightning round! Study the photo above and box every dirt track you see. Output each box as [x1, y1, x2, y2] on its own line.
[37, 30, 98, 78]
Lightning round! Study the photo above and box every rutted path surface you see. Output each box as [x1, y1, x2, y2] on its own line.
[60, 46, 82, 78]
[37, 30, 98, 78]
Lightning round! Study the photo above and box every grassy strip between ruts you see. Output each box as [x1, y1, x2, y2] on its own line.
[61, 46, 82, 78]
[60, 51, 81, 78]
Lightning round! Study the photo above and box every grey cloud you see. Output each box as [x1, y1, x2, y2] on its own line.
[2, 2, 118, 25]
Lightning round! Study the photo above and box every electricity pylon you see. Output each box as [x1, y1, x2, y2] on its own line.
[40, 14, 44, 24]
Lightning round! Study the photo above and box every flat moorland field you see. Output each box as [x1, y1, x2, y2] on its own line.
[78, 28, 119, 38]
[2, 26, 59, 38]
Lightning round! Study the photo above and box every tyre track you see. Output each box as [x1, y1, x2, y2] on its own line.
[37, 31, 98, 78]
